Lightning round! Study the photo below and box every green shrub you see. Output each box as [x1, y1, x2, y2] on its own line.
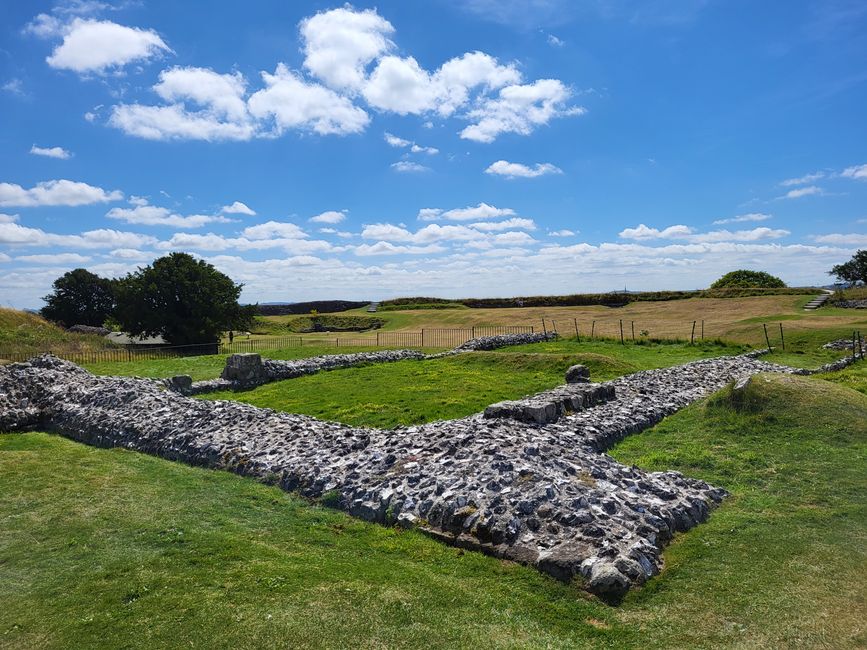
[710, 270, 786, 289]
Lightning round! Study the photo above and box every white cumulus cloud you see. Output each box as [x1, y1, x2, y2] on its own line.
[221, 201, 256, 215]
[45, 18, 171, 74]
[391, 161, 430, 173]
[485, 160, 563, 178]
[712, 212, 772, 225]
[30, 145, 72, 159]
[0, 179, 122, 207]
[309, 210, 346, 224]
[841, 163, 867, 181]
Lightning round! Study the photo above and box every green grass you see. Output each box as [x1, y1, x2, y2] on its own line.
[2, 373, 864, 648]
[198, 341, 747, 427]
[0, 307, 112, 357]
[202, 353, 574, 427]
[81, 345, 436, 382]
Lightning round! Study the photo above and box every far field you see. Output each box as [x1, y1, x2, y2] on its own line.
[255, 293, 867, 348]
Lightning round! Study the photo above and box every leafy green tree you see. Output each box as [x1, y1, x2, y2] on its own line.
[40, 268, 116, 327]
[114, 253, 255, 345]
[829, 250, 867, 285]
[710, 270, 786, 289]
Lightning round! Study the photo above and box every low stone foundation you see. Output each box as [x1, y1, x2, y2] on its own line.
[0, 351, 817, 597]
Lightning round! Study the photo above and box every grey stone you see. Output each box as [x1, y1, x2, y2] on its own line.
[565, 364, 591, 383]
[220, 353, 265, 387]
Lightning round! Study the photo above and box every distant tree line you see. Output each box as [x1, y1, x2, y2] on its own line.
[41, 252, 256, 345]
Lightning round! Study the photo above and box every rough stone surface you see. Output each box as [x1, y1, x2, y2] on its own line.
[484, 383, 615, 424]
[565, 364, 591, 384]
[0, 350, 830, 597]
[67, 324, 111, 336]
[220, 353, 266, 387]
[163, 375, 193, 395]
[834, 299, 867, 309]
[455, 332, 558, 351]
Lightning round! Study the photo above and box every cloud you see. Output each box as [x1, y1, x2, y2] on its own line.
[221, 201, 256, 215]
[384, 132, 411, 147]
[619, 223, 789, 243]
[108, 248, 152, 260]
[16, 253, 91, 264]
[712, 212, 772, 225]
[354, 242, 445, 256]
[106, 199, 233, 228]
[779, 171, 825, 187]
[812, 232, 867, 245]
[841, 163, 867, 181]
[110, 66, 258, 141]
[391, 161, 431, 173]
[241, 221, 308, 240]
[547, 34, 564, 47]
[2, 79, 25, 96]
[154, 66, 249, 122]
[248, 63, 370, 136]
[549, 229, 575, 237]
[300, 6, 395, 92]
[30, 145, 72, 159]
[0, 179, 122, 207]
[469, 217, 536, 231]
[45, 18, 171, 74]
[411, 144, 439, 154]
[0, 221, 156, 249]
[0, 214, 19, 223]
[780, 185, 823, 199]
[309, 210, 346, 224]
[485, 159, 563, 178]
[460, 79, 585, 142]
[421, 202, 517, 221]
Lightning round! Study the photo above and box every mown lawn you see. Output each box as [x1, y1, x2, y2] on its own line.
[199, 341, 746, 427]
[1, 373, 864, 648]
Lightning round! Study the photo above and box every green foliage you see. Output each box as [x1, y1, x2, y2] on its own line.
[710, 270, 786, 289]
[830, 249, 867, 285]
[114, 253, 255, 345]
[40, 268, 116, 327]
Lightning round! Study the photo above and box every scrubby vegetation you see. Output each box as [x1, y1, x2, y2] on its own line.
[710, 269, 786, 289]
[256, 300, 369, 316]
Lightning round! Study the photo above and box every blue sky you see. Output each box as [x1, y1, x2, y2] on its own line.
[1, 0, 865, 308]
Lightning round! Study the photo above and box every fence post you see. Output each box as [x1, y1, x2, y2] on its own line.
[779, 323, 785, 351]
[541, 319, 547, 335]
[619, 320, 624, 345]
[859, 331, 864, 359]
[472, 325, 476, 339]
[690, 321, 696, 345]
[591, 320, 595, 339]
[763, 324, 772, 351]
[422, 329, 425, 347]
[573, 318, 579, 342]
[631, 320, 635, 342]
[701, 320, 705, 341]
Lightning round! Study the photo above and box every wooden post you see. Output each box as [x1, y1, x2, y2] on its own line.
[376, 331, 380, 346]
[591, 320, 595, 339]
[631, 320, 635, 342]
[763, 324, 772, 351]
[859, 331, 864, 359]
[551, 320, 557, 333]
[573, 318, 579, 341]
[421, 329, 425, 347]
[619, 319, 625, 345]
[854, 331, 858, 361]
[701, 320, 705, 341]
[541, 319, 547, 335]
[779, 323, 785, 351]
[691, 321, 696, 344]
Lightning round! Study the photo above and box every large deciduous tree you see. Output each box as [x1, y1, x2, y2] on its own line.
[40, 268, 116, 327]
[829, 250, 867, 285]
[114, 253, 255, 345]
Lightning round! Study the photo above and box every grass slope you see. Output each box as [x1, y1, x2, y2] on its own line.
[1, 373, 864, 648]
[0, 307, 111, 357]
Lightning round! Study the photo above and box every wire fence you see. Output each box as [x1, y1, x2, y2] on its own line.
[0, 325, 534, 365]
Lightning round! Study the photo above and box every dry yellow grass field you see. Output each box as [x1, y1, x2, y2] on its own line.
[261, 294, 867, 346]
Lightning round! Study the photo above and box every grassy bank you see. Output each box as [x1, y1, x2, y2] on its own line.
[1, 373, 864, 648]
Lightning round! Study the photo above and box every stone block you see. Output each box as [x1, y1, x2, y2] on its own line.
[565, 364, 590, 383]
[220, 353, 265, 387]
